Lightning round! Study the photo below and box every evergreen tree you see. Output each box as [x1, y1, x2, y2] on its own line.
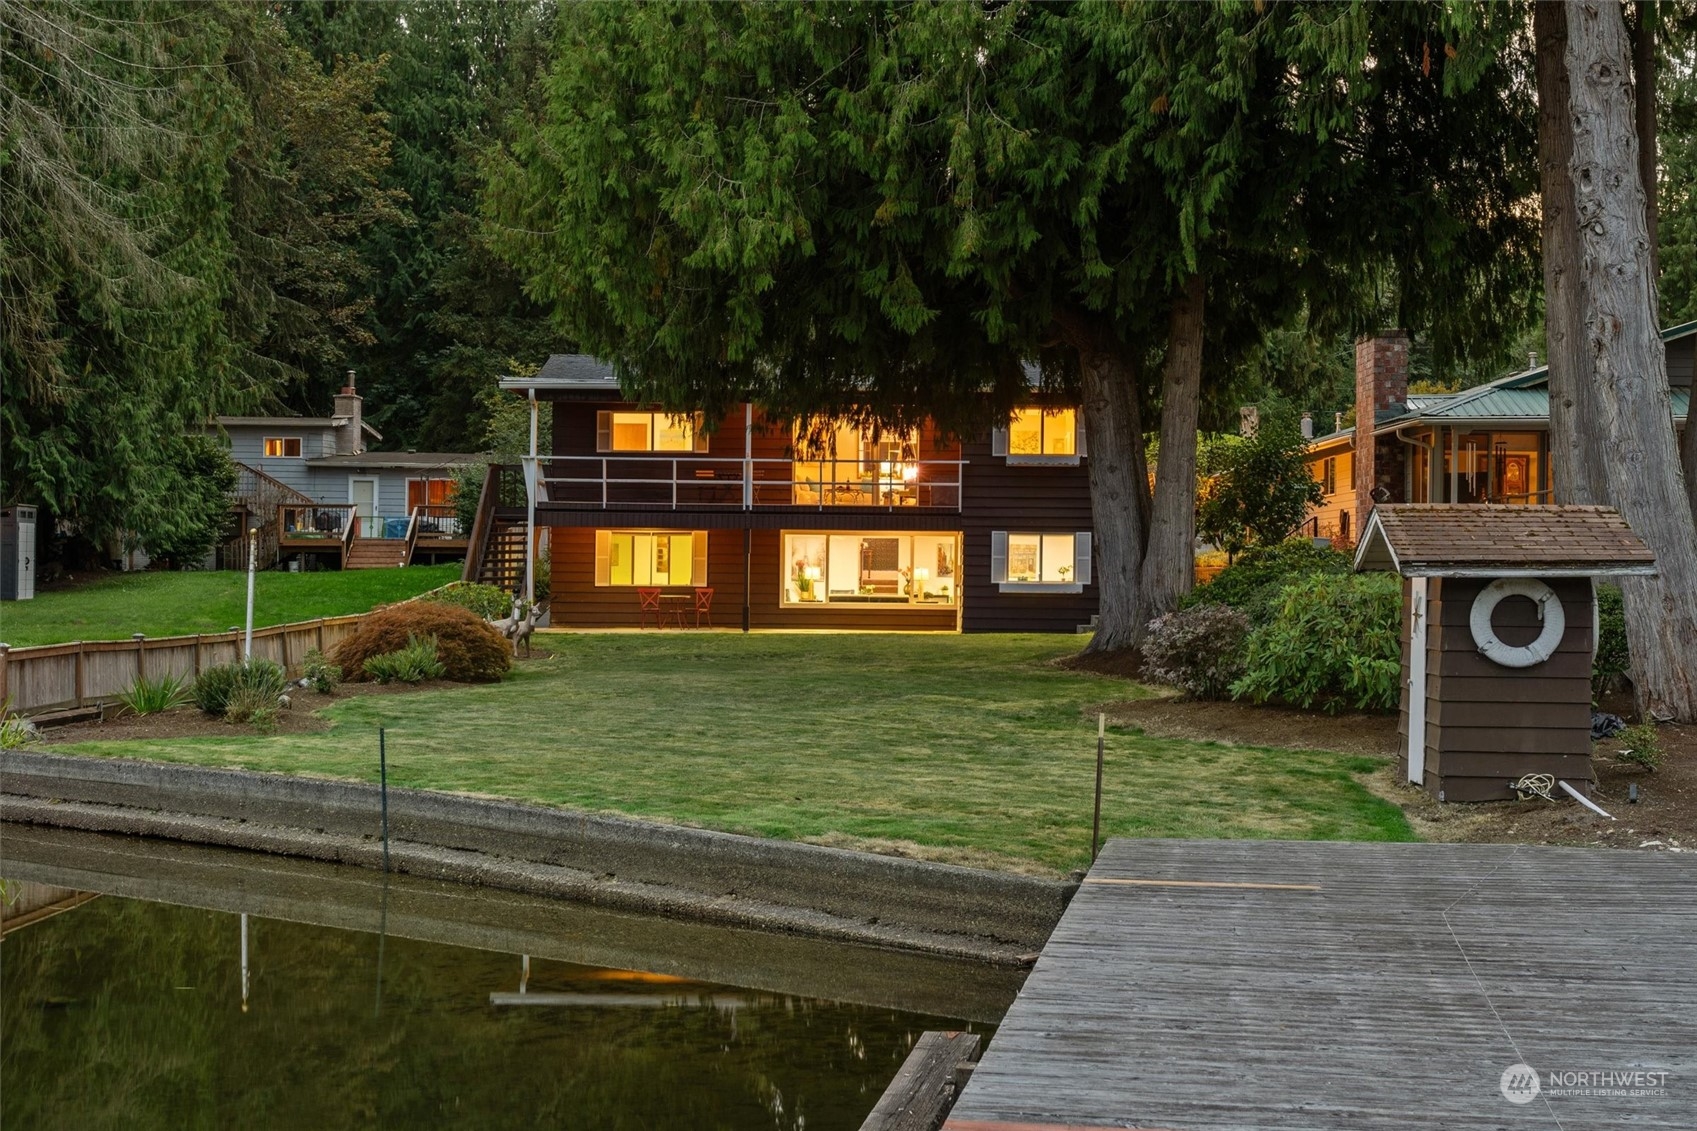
[486, 1, 1538, 650]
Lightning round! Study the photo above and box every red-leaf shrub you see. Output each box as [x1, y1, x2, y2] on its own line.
[333, 603, 510, 683]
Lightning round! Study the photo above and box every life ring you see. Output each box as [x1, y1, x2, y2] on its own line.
[1470, 578, 1565, 669]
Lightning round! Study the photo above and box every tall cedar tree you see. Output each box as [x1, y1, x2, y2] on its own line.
[485, 2, 1537, 649]
[1559, 0, 1697, 721]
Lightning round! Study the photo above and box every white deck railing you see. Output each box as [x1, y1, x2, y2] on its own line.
[538, 455, 966, 511]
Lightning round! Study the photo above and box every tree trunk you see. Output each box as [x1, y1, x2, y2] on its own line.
[1537, 0, 1607, 505]
[1565, 0, 1697, 722]
[1632, 1, 1658, 282]
[1140, 273, 1205, 619]
[1069, 317, 1150, 654]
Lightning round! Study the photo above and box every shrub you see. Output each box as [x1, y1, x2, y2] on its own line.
[224, 684, 279, 730]
[1184, 539, 1353, 626]
[301, 648, 343, 695]
[1142, 606, 1252, 699]
[1592, 583, 1628, 698]
[1612, 722, 1663, 771]
[117, 672, 191, 716]
[192, 659, 287, 716]
[422, 581, 514, 621]
[1231, 572, 1403, 713]
[363, 634, 447, 684]
[0, 704, 39, 750]
[332, 602, 510, 683]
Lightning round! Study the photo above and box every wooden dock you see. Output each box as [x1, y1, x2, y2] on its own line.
[946, 839, 1695, 1131]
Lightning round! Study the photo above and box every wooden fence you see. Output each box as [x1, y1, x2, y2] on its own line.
[1, 615, 370, 715]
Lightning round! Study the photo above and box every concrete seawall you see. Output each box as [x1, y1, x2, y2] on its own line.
[0, 750, 1072, 962]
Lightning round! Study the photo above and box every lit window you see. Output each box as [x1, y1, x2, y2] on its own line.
[598, 411, 704, 452]
[1002, 408, 1079, 463]
[263, 437, 302, 458]
[406, 478, 456, 510]
[782, 531, 958, 606]
[595, 530, 707, 586]
[992, 530, 1091, 591]
[791, 422, 919, 506]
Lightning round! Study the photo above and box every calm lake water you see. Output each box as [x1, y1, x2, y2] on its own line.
[1, 828, 1007, 1131]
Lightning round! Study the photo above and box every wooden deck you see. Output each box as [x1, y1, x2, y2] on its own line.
[946, 839, 1695, 1131]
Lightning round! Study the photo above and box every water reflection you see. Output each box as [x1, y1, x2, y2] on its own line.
[3, 893, 987, 1130]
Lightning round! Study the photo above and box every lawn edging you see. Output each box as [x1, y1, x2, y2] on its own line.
[0, 749, 1073, 963]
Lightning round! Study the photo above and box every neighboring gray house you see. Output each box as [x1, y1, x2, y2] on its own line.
[211, 378, 479, 568]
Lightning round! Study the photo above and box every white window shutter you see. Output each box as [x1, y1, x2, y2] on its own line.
[693, 530, 709, 583]
[1074, 532, 1092, 586]
[990, 531, 1009, 584]
[1075, 413, 1088, 458]
[594, 529, 611, 585]
[596, 411, 612, 453]
[991, 426, 1009, 458]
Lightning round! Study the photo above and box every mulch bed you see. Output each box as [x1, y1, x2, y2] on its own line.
[1101, 689, 1697, 853]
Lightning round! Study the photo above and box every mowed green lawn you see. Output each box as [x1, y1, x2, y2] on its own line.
[55, 634, 1413, 874]
[0, 565, 462, 646]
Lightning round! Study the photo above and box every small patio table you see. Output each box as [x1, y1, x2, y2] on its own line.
[658, 592, 693, 629]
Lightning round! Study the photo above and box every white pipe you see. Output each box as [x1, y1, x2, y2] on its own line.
[243, 527, 258, 660]
[1559, 780, 1615, 820]
[525, 389, 538, 608]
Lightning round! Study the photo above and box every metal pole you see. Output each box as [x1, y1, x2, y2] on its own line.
[243, 527, 258, 660]
[525, 389, 538, 610]
[1091, 713, 1105, 864]
[240, 912, 249, 1013]
[379, 726, 389, 874]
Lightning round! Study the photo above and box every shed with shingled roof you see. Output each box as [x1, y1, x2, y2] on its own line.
[1353, 504, 1656, 802]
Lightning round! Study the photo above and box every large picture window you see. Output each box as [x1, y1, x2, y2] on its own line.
[993, 408, 1084, 464]
[791, 422, 920, 506]
[991, 531, 1092, 592]
[596, 411, 708, 453]
[783, 531, 958, 606]
[595, 530, 708, 587]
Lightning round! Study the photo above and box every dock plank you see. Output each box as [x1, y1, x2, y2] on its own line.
[946, 840, 1696, 1131]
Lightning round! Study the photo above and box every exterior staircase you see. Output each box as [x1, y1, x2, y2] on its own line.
[344, 537, 409, 570]
[474, 523, 527, 590]
[461, 463, 529, 592]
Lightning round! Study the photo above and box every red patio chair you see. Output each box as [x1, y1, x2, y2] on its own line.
[637, 587, 663, 630]
[693, 587, 714, 629]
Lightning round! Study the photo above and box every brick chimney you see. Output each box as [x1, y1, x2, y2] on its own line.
[333, 370, 364, 455]
[1354, 331, 1410, 527]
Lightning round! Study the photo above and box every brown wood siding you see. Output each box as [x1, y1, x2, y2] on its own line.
[1668, 334, 1693, 388]
[1417, 576, 1596, 800]
[548, 526, 956, 631]
[958, 435, 1098, 633]
[542, 401, 1086, 634]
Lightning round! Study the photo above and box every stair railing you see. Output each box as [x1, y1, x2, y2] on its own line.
[402, 507, 422, 568]
[341, 504, 358, 567]
[462, 463, 504, 583]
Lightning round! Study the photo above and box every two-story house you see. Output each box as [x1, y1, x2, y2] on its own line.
[210, 377, 478, 569]
[1305, 322, 1694, 545]
[489, 355, 1099, 632]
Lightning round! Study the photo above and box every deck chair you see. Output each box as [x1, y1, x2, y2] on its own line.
[638, 587, 663, 630]
[693, 587, 715, 628]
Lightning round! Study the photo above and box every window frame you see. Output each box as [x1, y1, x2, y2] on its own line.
[991, 408, 1086, 466]
[778, 530, 960, 609]
[596, 410, 710, 454]
[593, 529, 710, 587]
[990, 530, 1092, 594]
[263, 436, 303, 458]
